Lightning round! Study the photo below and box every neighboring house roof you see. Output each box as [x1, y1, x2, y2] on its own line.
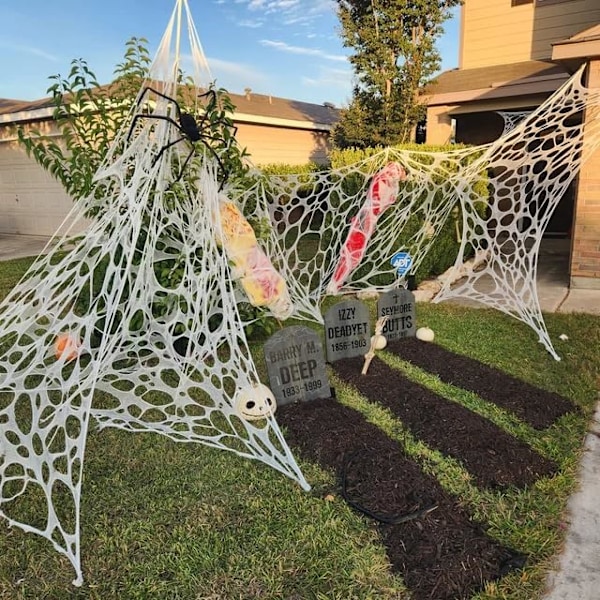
[0, 98, 28, 112]
[0, 88, 340, 131]
[425, 60, 569, 107]
[228, 91, 339, 128]
[0, 96, 57, 115]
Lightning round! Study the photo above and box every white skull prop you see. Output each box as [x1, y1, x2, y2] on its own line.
[235, 383, 277, 421]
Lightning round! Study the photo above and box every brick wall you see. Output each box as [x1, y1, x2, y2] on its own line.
[570, 60, 600, 289]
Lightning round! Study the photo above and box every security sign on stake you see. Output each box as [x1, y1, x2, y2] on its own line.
[390, 251, 413, 276]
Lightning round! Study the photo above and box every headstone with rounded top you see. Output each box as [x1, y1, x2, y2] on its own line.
[377, 289, 416, 342]
[264, 325, 330, 406]
[324, 298, 371, 362]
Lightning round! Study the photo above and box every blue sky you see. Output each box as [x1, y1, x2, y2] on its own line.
[0, 0, 460, 107]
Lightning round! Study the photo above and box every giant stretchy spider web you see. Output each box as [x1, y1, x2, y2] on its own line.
[0, 0, 308, 585]
[2, 0, 600, 585]
[233, 65, 600, 362]
[434, 71, 600, 360]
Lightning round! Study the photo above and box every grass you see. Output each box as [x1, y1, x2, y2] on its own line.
[0, 255, 598, 599]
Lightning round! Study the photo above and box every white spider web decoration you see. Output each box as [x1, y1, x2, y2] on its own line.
[235, 146, 481, 323]
[435, 68, 600, 360]
[233, 66, 600, 362]
[0, 0, 307, 586]
[497, 110, 532, 135]
[2, 0, 600, 585]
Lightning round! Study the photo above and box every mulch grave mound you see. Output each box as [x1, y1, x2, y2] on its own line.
[386, 338, 576, 429]
[278, 398, 526, 600]
[330, 356, 556, 489]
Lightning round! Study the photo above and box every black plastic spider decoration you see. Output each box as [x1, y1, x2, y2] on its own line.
[126, 86, 234, 188]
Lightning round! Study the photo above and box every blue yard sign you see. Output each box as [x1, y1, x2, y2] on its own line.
[390, 251, 412, 276]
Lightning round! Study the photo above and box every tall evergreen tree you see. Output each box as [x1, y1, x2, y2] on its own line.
[333, 0, 460, 148]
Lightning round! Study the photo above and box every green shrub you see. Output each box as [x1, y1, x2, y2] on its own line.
[328, 144, 489, 284]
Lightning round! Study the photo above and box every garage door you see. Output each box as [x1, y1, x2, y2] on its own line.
[0, 144, 87, 236]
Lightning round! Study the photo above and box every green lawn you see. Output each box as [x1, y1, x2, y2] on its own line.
[0, 255, 598, 599]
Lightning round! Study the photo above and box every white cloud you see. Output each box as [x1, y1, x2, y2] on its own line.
[236, 0, 335, 28]
[238, 19, 263, 28]
[0, 41, 59, 62]
[248, 0, 301, 12]
[260, 39, 346, 62]
[206, 56, 270, 93]
[301, 65, 353, 105]
[209, 57, 267, 80]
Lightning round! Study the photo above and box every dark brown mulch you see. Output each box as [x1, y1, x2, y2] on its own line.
[278, 398, 525, 600]
[330, 356, 556, 489]
[386, 338, 576, 429]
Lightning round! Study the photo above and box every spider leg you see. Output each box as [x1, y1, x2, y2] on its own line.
[134, 86, 183, 121]
[196, 89, 218, 129]
[198, 89, 217, 104]
[152, 135, 186, 167]
[166, 142, 228, 191]
[128, 113, 184, 145]
[214, 154, 228, 192]
[198, 141, 229, 191]
[170, 147, 196, 187]
[127, 87, 184, 141]
[127, 113, 148, 142]
[135, 86, 158, 109]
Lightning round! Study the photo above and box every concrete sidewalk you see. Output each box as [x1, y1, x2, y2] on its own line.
[556, 288, 600, 316]
[0, 233, 57, 262]
[543, 401, 600, 600]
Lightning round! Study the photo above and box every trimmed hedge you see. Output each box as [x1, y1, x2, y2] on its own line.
[257, 145, 488, 286]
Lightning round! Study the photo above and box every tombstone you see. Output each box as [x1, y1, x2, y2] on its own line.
[377, 289, 416, 342]
[264, 325, 330, 406]
[324, 299, 371, 362]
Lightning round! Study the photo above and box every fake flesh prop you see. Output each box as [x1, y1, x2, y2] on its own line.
[216, 198, 293, 320]
[327, 162, 408, 295]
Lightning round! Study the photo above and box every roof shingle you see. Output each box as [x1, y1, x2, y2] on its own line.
[0, 87, 340, 127]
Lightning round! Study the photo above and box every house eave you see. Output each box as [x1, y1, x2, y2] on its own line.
[552, 38, 600, 62]
[232, 112, 333, 131]
[0, 107, 333, 132]
[425, 73, 568, 107]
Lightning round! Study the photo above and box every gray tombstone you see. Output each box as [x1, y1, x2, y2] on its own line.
[377, 289, 416, 342]
[324, 299, 371, 362]
[264, 326, 331, 406]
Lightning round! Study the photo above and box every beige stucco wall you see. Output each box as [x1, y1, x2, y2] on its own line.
[235, 122, 331, 166]
[424, 105, 456, 145]
[0, 141, 81, 236]
[461, 0, 600, 69]
[0, 116, 332, 236]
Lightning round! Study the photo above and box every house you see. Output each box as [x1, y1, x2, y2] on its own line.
[425, 0, 600, 289]
[0, 90, 339, 236]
